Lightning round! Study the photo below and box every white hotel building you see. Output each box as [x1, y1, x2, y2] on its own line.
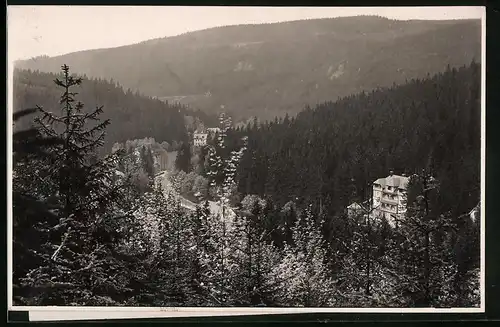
[372, 172, 409, 224]
[347, 172, 410, 227]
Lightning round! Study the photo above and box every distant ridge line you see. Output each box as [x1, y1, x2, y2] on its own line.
[14, 16, 480, 63]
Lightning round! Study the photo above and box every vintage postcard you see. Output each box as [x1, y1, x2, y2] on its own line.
[7, 5, 485, 321]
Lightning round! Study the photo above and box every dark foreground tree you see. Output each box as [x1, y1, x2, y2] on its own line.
[389, 172, 459, 307]
[175, 141, 192, 173]
[12, 108, 64, 304]
[17, 65, 128, 305]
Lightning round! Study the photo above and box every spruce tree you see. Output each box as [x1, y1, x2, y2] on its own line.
[198, 112, 248, 305]
[175, 141, 192, 173]
[188, 200, 212, 305]
[271, 204, 337, 307]
[12, 108, 63, 304]
[19, 65, 126, 305]
[140, 145, 155, 179]
[158, 190, 193, 305]
[390, 171, 458, 307]
[450, 204, 480, 307]
[231, 199, 281, 306]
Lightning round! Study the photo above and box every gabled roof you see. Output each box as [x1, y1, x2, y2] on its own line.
[347, 202, 367, 212]
[374, 174, 409, 189]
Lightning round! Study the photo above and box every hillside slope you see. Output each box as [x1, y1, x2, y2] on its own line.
[13, 69, 193, 154]
[15, 16, 481, 121]
[231, 62, 480, 218]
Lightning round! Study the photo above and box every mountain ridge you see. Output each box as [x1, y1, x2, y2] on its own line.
[15, 15, 475, 61]
[15, 16, 481, 121]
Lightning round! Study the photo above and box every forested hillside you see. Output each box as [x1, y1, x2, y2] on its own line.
[15, 16, 481, 121]
[13, 69, 216, 153]
[13, 63, 480, 308]
[228, 62, 480, 219]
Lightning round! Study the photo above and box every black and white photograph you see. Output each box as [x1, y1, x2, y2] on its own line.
[8, 5, 485, 316]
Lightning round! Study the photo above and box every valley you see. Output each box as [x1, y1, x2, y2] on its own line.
[10, 10, 483, 310]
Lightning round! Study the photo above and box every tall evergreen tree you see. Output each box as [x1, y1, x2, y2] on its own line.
[231, 200, 281, 306]
[154, 188, 193, 305]
[197, 112, 248, 305]
[12, 108, 64, 304]
[140, 145, 155, 179]
[271, 204, 337, 307]
[18, 65, 126, 305]
[175, 141, 192, 173]
[390, 172, 458, 307]
[188, 200, 212, 305]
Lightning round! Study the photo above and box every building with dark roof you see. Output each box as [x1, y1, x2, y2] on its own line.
[347, 202, 366, 217]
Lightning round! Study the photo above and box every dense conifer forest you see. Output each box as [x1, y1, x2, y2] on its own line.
[13, 69, 217, 154]
[12, 62, 481, 308]
[230, 62, 480, 219]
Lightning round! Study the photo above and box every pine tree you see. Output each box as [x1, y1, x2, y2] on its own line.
[119, 144, 152, 194]
[19, 65, 126, 305]
[338, 210, 400, 307]
[113, 188, 159, 305]
[450, 204, 480, 307]
[155, 189, 193, 305]
[140, 145, 155, 179]
[337, 180, 395, 306]
[231, 199, 281, 306]
[271, 204, 337, 307]
[175, 141, 192, 173]
[390, 171, 458, 307]
[188, 200, 212, 305]
[196, 205, 239, 306]
[197, 112, 248, 306]
[12, 108, 64, 304]
[280, 201, 297, 247]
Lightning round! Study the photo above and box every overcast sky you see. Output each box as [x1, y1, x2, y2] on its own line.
[7, 6, 484, 61]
